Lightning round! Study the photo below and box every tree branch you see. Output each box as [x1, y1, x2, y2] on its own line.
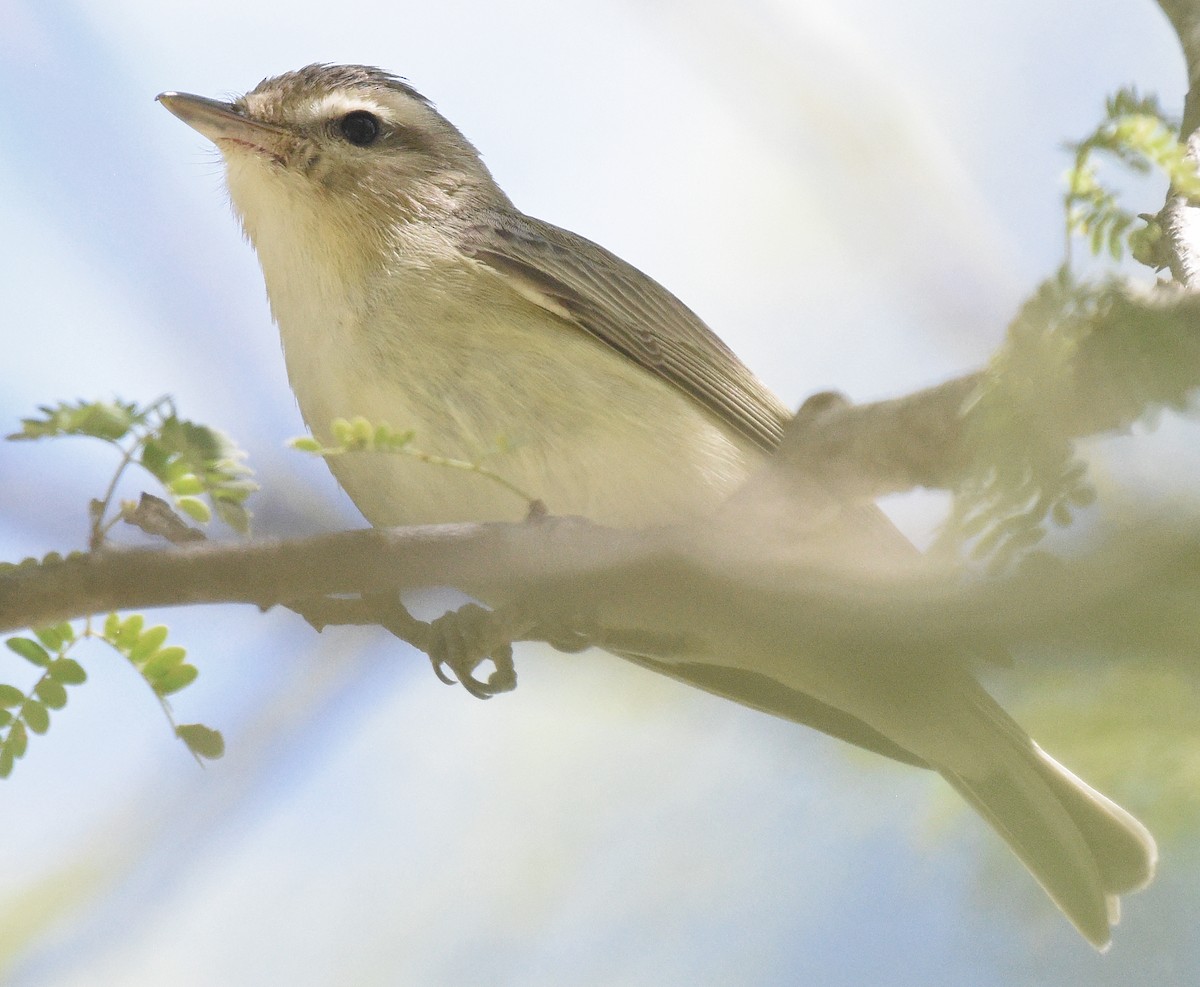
[2, 510, 1198, 670]
[3, 278, 1198, 657]
[1153, 0, 1200, 282]
[765, 288, 1200, 502]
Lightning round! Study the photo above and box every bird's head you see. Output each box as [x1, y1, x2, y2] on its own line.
[159, 63, 505, 256]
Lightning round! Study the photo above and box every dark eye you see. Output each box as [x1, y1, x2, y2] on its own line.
[337, 110, 381, 147]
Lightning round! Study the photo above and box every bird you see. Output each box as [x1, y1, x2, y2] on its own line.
[157, 63, 1156, 948]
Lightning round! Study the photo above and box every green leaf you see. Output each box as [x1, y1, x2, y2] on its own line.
[127, 625, 170, 664]
[135, 417, 257, 532]
[47, 658, 87, 685]
[114, 615, 144, 651]
[289, 436, 324, 452]
[103, 612, 121, 640]
[140, 438, 170, 480]
[0, 709, 12, 727]
[35, 678, 68, 710]
[7, 400, 140, 442]
[0, 684, 25, 707]
[164, 458, 190, 483]
[7, 720, 27, 758]
[0, 748, 12, 778]
[159, 417, 227, 463]
[210, 479, 259, 498]
[154, 663, 199, 696]
[6, 637, 51, 667]
[378, 427, 414, 451]
[176, 723, 225, 760]
[142, 646, 187, 679]
[168, 474, 205, 496]
[82, 402, 137, 440]
[32, 626, 62, 652]
[21, 700, 49, 735]
[175, 497, 212, 523]
[35, 623, 74, 650]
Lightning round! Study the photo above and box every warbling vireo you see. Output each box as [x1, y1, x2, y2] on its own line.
[158, 64, 1154, 947]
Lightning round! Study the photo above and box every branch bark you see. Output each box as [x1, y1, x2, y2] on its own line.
[2, 511, 1198, 669]
[769, 288, 1200, 503]
[1153, 0, 1200, 282]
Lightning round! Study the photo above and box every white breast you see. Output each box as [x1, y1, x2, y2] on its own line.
[228, 159, 759, 527]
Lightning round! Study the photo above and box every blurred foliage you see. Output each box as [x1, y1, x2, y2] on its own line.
[1064, 87, 1200, 264]
[1016, 662, 1200, 847]
[0, 615, 220, 775]
[938, 273, 1200, 568]
[1, 398, 245, 774]
[939, 89, 1200, 569]
[8, 397, 257, 548]
[937, 271, 1099, 570]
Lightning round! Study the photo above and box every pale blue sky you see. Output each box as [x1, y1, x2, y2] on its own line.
[1, 0, 1195, 984]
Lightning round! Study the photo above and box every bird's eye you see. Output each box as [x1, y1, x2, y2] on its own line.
[337, 110, 381, 147]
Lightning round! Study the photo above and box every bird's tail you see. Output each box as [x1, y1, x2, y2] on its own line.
[940, 713, 1156, 950]
[615, 650, 1156, 948]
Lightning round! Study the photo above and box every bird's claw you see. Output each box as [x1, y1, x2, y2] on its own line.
[425, 603, 518, 699]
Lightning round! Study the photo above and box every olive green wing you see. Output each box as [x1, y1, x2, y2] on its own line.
[458, 210, 789, 452]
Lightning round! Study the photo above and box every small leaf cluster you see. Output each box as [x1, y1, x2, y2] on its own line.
[1065, 87, 1200, 263]
[942, 260, 1200, 570]
[940, 271, 1101, 570]
[291, 416, 535, 505]
[952, 87, 1200, 569]
[8, 397, 256, 547]
[291, 416, 415, 454]
[0, 615, 223, 776]
[100, 613, 223, 762]
[102, 613, 198, 697]
[140, 416, 257, 532]
[0, 624, 86, 778]
[9, 399, 143, 442]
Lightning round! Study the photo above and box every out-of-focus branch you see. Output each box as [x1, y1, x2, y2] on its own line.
[770, 379, 980, 500]
[1153, 0, 1200, 282]
[769, 287, 1200, 502]
[1, 513, 1198, 666]
[1156, 0, 1200, 134]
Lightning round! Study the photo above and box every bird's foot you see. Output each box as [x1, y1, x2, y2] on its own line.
[425, 602, 519, 699]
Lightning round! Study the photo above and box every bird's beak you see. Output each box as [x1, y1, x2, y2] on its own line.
[157, 91, 289, 154]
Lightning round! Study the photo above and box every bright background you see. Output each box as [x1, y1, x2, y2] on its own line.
[1, 0, 1198, 984]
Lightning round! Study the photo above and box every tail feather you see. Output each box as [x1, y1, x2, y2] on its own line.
[1030, 744, 1157, 895]
[941, 742, 1156, 951]
[612, 650, 1156, 948]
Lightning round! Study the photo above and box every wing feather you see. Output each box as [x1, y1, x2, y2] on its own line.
[458, 211, 788, 451]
